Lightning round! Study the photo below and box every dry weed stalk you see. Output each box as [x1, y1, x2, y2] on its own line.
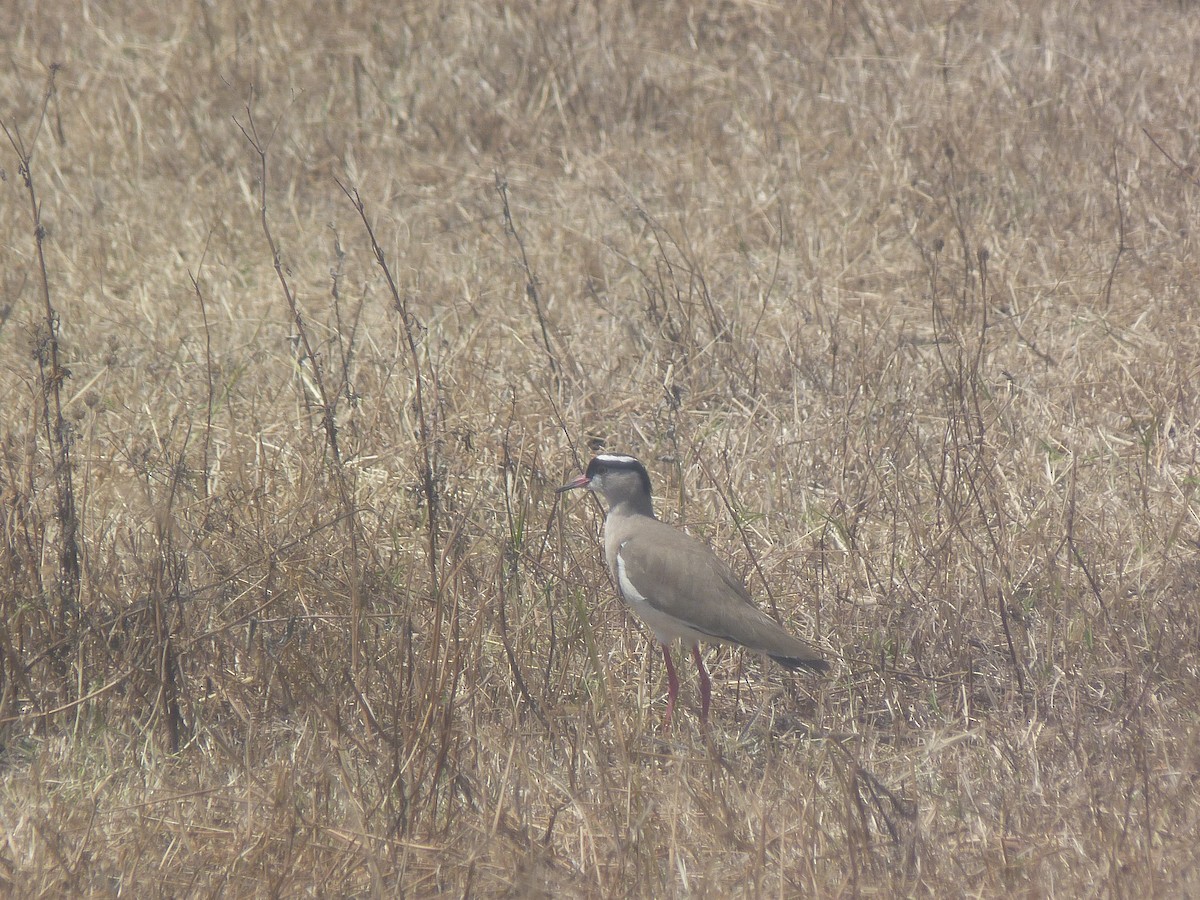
[2, 66, 80, 633]
[236, 104, 366, 681]
[496, 172, 563, 388]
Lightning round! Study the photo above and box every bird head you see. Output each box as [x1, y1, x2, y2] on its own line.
[557, 454, 653, 512]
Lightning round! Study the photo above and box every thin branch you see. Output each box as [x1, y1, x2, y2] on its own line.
[335, 177, 441, 597]
[2, 64, 80, 628]
[237, 104, 365, 681]
[1102, 144, 1128, 311]
[495, 172, 562, 385]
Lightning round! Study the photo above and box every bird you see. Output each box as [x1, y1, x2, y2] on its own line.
[557, 453, 828, 726]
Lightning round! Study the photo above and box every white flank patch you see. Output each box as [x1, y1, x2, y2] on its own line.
[615, 546, 648, 605]
[616, 543, 706, 645]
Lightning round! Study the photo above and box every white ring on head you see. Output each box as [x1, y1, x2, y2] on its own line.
[594, 454, 641, 465]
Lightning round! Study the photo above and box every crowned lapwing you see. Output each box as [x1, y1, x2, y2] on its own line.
[558, 454, 828, 726]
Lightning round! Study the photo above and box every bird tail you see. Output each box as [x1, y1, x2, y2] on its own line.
[770, 654, 831, 673]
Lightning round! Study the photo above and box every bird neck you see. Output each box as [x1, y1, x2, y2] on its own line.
[609, 496, 655, 519]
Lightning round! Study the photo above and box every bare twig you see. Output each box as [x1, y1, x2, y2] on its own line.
[1142, 127, 1200, 187]
[1102, 144, 1128, 310]
[234, 105, 343, 464]
[2, 64, 80, 629]
[188, 230, 215, 511]
[495, 172, 562, 386]
[236, 104, 365, 680]
[334, 177, 441, 598]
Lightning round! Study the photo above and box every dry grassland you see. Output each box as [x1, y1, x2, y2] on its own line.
[3, 1, 1200, 896]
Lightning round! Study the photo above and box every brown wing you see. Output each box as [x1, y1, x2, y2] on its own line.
[619, 518, 827, 669]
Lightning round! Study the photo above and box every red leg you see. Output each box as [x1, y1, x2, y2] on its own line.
[691, 644, 711, 724]
[661, 643, 680, 728]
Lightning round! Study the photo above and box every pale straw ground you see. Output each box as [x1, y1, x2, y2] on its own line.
[1, 2, 1198, 896]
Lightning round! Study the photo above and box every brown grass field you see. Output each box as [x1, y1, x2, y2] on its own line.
[3, 1, 1199, 896]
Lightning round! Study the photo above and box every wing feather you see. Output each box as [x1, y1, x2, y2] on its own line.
[617, 519, 826, 668]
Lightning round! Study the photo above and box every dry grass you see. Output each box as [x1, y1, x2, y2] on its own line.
[2, 1, 1199, 895]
